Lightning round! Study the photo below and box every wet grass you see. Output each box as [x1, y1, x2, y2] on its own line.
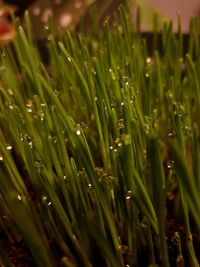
[0, 4, 200, 267]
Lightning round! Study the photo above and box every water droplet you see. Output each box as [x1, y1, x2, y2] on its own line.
[118, 119, 125, 130]
[130, 95, 135, 103]
[41, 103, 46, 108]
[144, 124, 150, 135]
[121, 102, 125, 106]
[8, 88, 13, 95]
[53, 90, 59, 96]
[6, 145, 12, 150]
[126, 190, 132, 200]
[49, 135, 57, 144]
[48, 201, 52, 206]
[8, 105, 14, 110]
[184, 126, 192, 136]
[88, 183, 92, 189]
[109, 68, 116, 80]
[26, 136, 34, 148]
[92, 69, 96, 75]
[76, 130, 81, 135]
[27, 108, 32, 113]
[121, 76, 130, 87]
[35, 160, 42, 174]
[17, 194, 22, 201]
[118, 244, 128, 254]
[171, 235, 179, 245]
[7, 101, 15, 111]
[80, 122, 88, 129]
[167, 160, 174, 169]
[73, 233, 78, 240]
[0, 155, 3, 161]
[166, 90, 173, 100]
[146, 57, 152, 64]
[44, 24, 49, 30]
[63, 175, 67, 180]
[26, 100, 32, 107]
[19, 133, 24, 142]
[42, 195, 47, 201]
[178, 104, 186, 118]
[38, 110, 45, 121]
[145, 73, 149, 78]
[67, 56, 72, 62]
[110, 146, 113, 150]
[168, 132, 175, 137]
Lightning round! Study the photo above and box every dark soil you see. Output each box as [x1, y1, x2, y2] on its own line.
[0, 233, 36, 267]
[1, 196, 200, 267]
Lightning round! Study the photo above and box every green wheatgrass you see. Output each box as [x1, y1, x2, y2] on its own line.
[0, 3, 199, 267]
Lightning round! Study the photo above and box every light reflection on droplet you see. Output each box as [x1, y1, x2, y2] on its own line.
[167, 160, 174, 169]
[168, 132, 175, 137]
[8, 105, 14, 110]
[17, 194, 22, 201]
[146, 57, 152, 64]
[76, 130, 81, 135]
[8, 88, 13, 95]
[88, 183, 92, 189]
[42, 196, 47, 201]
[0, 155, 3, 161]
[49, 135, 57, 144]
[6, 145, 12, 150]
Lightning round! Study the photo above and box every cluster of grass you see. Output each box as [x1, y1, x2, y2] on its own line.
[0, 4, 200, 267]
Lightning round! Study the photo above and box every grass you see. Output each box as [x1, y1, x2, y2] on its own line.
[0, 3, 200, 267]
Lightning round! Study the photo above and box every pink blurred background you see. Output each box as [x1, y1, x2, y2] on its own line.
[148, 0, 200, 32]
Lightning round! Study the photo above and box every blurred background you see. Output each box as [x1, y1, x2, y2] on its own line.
[0, 0, 199, 41]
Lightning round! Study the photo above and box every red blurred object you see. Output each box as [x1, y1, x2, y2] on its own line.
[0, 5, 16, 42]
[0, 25, 7, 34]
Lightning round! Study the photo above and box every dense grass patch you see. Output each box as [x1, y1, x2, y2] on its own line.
[0, 4, 200, 267]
